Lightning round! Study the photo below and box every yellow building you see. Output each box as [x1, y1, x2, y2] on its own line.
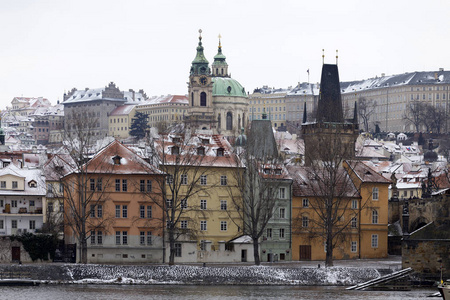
[289, 161, 390, 261]
[108, 104, 136, 139]
[135, 95, 188, 129]
[157, 132, 244, 263]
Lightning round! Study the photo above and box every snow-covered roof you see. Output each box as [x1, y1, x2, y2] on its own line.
[340, 70, 450, 94]
[109, 104, 137, 116]
[0, 164, 46, 196]
[138, 95, 188, 107]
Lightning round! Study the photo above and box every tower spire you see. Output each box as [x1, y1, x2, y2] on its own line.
[212, 33, 228, 77]
[322, 49, 325, 64]
[190, 29, 210, 75]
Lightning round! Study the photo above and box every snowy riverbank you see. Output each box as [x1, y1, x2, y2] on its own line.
[0, 264, 384, 286]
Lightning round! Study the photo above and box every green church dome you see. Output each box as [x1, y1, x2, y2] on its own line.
[212, 77, 247, 98]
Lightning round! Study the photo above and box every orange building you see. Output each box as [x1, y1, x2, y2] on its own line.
[289, 161, 390, 261]
[63, 140, 165, 263]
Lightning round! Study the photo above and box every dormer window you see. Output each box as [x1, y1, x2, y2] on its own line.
[197, 146, 205, 156]
[171, 146, 180, 155]
[264, 168, 271, 175]
[217, 148, 224, 157]
[201, 138, 209, 145]
[112, 155, 122, 165]
[274, 169, 282, 175]
[28, 180, 37, 188]
[172, 137, 181, 143]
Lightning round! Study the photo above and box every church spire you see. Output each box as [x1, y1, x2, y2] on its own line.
[212, 34, 228, 77]
[190, 29, 210, 76]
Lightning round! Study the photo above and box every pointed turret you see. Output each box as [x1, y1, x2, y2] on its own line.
[212, 34, 228, 77]
[353, 101, 358, 124]
[190, 29, 210, 75]
[316, 64, 344, 123]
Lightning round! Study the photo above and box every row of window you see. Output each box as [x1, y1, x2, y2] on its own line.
[90, 231, 154, 246]
[266, 228, 286, 239]
[349, 235, 379, 252]
[300, 210, 379, 228]
[89, 179, 153, 193]
[0, 181, 18, 189]
[0, 200, 36, 207]
[168, 175, 228, 186]
[0, 220, 36, 230]
[178, 220, 228, 231]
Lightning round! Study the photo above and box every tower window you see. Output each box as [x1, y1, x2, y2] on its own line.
[200, 92, 207, 107]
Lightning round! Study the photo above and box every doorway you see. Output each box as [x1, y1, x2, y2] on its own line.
[12, 247, 20, 262]
[241, 249, 247, 262]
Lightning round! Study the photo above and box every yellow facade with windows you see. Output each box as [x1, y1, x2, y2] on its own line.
[290, 161, 390, 261]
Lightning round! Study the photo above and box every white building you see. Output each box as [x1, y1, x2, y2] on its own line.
[0, 164, 46, 236]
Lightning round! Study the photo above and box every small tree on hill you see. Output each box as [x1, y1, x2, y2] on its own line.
[129, 112, 150, 140]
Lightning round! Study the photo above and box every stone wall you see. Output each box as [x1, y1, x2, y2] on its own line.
[0, 237, 33, 263]
[402, 239, 450, 277]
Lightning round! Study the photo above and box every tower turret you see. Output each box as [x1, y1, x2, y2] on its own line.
[212, 34, 228, 77]
[190, 29, 210, 76]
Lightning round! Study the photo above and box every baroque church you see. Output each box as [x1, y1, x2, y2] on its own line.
[184, 30, 248, 137]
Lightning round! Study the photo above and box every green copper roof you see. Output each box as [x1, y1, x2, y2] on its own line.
[190, 32, 210, 75]
[213, 43, 227, 66]
[212, 77, 247, 97]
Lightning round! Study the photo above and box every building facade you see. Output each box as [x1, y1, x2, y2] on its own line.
[63, 140, 165, 263]
[185, 31, 248, 137]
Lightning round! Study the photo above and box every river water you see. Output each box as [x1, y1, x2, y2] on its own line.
[0, 285, 438, 300]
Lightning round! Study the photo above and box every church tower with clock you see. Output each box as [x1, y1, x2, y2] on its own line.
[185, 29, 216, 131]
[185, 30, 249, 137]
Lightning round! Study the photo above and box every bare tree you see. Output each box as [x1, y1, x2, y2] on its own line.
[228, 148, 285, 265]
[59, 110, 115, 263]
[358, 97, 376, 132]
[403, 101, 425, 133]
[289, 132, 379, 267]
[140, 126, 221, 265]
[428, 105, 447, 134]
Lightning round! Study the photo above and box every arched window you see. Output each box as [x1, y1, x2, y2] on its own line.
[226, 112, 232, 131]
[217, 113, 221, 129]
[191, 92, 194, 106]
[200, 92, 207, 107]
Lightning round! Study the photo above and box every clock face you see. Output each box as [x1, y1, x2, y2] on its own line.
[200, 76, 208, 86]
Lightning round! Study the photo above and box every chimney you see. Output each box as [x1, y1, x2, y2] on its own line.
[439, 68, 444, 72]
[434, 73, 438, 80]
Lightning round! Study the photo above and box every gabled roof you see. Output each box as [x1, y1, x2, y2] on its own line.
[288, 165, 359, 198]
[346, 160, 392, 184]
[157, 133, 242, 168]
[82, 139, 163, 175]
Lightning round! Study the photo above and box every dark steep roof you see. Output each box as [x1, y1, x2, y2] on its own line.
[316, 64, 344, 123]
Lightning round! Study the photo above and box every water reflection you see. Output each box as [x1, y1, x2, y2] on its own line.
[0, 285, 436, 300]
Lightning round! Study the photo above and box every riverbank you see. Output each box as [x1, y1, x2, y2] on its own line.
[0, 258, 405, 286]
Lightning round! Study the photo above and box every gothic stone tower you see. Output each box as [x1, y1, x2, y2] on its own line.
[185, 29, 216, 131]
[302, 63, 359, 165]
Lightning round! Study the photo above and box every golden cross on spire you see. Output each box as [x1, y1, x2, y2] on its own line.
[218, 34, 222, 48]
[322, 49, 325, 64]
[199, 29, 202, 39]
[336, 50, 339, 65]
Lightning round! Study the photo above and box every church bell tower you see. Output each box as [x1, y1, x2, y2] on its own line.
[185, 29, 215, 131]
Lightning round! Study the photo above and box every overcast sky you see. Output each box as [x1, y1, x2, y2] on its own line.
[0, 0, 449, 108]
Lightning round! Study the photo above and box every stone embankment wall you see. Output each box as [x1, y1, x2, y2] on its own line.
[0, 264, 382, 286]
